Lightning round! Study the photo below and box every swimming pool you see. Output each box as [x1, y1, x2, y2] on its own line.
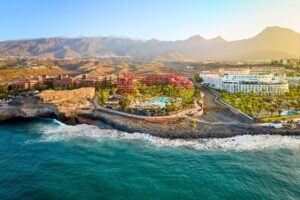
[152, 97, 169, 104]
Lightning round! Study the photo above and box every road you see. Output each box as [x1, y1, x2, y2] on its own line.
[191, 80, 254, 125]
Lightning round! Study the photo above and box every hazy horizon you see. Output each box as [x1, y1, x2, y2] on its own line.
[1, 0, 300, 41]
[0, 25, 297, 43]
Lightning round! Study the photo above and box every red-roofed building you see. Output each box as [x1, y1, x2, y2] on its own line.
[116, 74, 138, 93]
[10, 78, 43, 90]
[116, 73, 194, 93]
[141, 74, 193, 89]
[79, 74, 97, 88]
[53, 75, 80, 88]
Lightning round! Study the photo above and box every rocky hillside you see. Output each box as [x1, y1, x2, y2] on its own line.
[39, 88, 95, 116]
[0, 27, 299, 61]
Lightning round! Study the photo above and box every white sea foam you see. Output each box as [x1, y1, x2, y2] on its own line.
[38, 118, 65, 125]
[39, 123, 300, 151]
[52, 119, 65, 125]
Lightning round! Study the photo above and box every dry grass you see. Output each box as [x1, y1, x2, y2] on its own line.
[39, 87, 95, 115]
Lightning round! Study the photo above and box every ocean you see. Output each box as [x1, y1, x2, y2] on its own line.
[0, 119, 299, 200]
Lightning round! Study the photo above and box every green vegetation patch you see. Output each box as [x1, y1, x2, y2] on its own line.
[259, 114, 300, 122]
[219, 86, 300, 120]
[98, 83, 201, 116]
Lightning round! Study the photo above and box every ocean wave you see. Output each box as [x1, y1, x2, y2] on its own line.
[39, 123, 300, 151]
[38, 118, 65, 125]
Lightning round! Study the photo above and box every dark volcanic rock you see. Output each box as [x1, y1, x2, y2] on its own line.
[79, 110, 300, 139]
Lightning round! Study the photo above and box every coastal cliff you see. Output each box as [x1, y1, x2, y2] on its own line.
[0, 96, 59, 121]
[0, 88, 95, 124]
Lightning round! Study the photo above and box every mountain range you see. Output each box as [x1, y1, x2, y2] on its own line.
[0, 26, 299, 61]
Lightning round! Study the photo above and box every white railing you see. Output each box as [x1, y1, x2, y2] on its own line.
[210, 89, 254, 121]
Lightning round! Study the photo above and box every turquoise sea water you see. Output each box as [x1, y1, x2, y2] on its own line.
[0, 119, 300, 200]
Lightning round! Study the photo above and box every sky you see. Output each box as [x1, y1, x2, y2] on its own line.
[0, 0, 300, 41]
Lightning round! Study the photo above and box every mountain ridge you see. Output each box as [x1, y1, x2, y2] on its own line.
[0, 26, 299, 61]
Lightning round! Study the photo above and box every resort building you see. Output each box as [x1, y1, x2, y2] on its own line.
[198, 70, 222, 89]
[286, 77, 300, 86]
[9, 78, 43, 90]
[116, 74, 138, 93]
[219, 68, 250, 76]
[141, 74, 194, 88]
[53, 75, 80, 88]
[6, 74, 117, 91]
[6, 73, 193, 93]
[97, 75, 117, 89]
[116, 73, 194, 94]
[250, 67, 286, 76]
[199, 67, 289, 94]
[79, 74, 97, 88]
[9, 80, 31, 90]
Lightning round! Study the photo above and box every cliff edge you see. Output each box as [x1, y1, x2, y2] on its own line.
[0, 88, 95, 123]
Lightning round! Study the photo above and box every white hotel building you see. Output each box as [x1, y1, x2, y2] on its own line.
[199, 68, 289, 94]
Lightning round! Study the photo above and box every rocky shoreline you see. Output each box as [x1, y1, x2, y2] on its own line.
[78, 110, 300, 139]
[0, 89, 299, 139]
